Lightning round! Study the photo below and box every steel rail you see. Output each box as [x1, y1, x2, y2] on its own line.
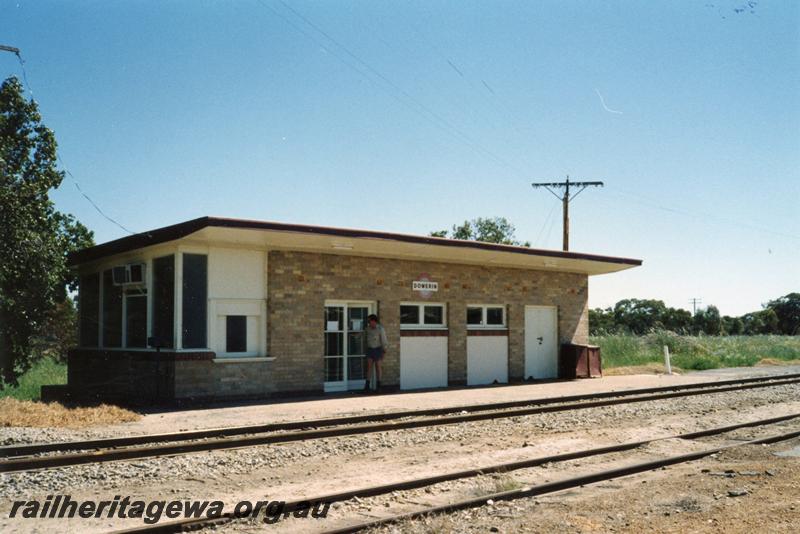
[323, 427, 800, 534]
[3, 372, 799, 459]
[3, 376, 800, 473]
[109, 413, 800, 534]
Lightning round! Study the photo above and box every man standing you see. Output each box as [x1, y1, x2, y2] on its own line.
[364, 314, 387, 392]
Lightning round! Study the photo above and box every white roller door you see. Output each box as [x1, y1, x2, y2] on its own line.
[400, 336, 448, 390]
[467, 335, 508, 385]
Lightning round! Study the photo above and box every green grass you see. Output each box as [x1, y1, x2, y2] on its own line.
[591, 332, 800, 371]
[0, 357, 67, 401]
[2, 334, 797, 401]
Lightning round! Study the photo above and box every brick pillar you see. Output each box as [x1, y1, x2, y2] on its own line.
[508, 303, 525, 381]
[448, 300, 466, 385]
[379, 297, 400, 386]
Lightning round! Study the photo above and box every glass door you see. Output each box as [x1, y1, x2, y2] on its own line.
[324, 302, 372, 392]
[346, 306, 367, 389]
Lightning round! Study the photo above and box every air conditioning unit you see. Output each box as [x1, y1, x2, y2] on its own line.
[112, 263, 146, 286]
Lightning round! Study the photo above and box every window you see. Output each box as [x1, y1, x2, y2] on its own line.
[424, 305, 444, 325]
[466, 307, 482, 326]
[487, 307, 505, 326]
[182, 254, 208, 349]
[400, 305, 420, 325]
[151, 255, 175, 348]
[125, 292, 148, 348]
[226, 315, 247, 353]
[400, 303, 446, 328]
[102, 270, 122, 347]
[128, 263, 145, 284]
[79, 273, 100, 347]
[213, 300, 264, 357]
[94, 269, 149, 348]
[467, 305, 506, 328]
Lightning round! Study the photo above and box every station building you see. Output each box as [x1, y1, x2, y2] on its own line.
[59, 216, 641, 403]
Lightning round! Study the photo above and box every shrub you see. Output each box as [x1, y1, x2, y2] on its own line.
[590, 333, 800, 372]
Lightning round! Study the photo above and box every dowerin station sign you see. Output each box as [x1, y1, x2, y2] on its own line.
[412, 274, 438, 299]
[412, 280, 438, 292]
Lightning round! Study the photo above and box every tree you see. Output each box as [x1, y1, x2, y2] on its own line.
[661, 307, 693, 333]
[588, 307, 615, 335]
[612, 298, 668, 334]
[721, 315, 744, 335]
[741, 309, 779, 335]
[764, 293, 800, 335]
[693, 305, 722, 335]
[0, 76, 94, 386]
[31, 298, 78, 363]
[431, 217, 530, 246]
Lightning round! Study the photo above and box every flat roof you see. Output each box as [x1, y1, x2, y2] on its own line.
[68, 216, 642, 275]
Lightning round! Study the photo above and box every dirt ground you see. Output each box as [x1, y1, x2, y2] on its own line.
[382, 442, 800, 534]
[64, 366, 800, 437]
[196, 387, 800, 534]
[533, 444, 799, 534]
[2, 371, 799, 534]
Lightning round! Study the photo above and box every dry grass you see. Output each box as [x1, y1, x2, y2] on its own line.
[0, 398, 141, 428]
[602, 363, 684, 376]
[471, 473, 523, 496]
[756, 358, 800, 366]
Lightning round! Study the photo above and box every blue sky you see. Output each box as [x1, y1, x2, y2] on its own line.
[3, 1, 798, 316]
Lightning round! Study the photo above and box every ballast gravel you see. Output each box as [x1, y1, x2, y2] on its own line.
[1, 383, 798, 500]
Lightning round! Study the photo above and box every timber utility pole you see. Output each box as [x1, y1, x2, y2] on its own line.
[531, 176, 604, 251]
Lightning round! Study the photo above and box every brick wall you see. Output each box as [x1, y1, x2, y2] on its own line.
[267, 251, 588, 390]
[66, 349, 213, 402]
[174, 359, 276, 398]
[66, 251, 588, 403]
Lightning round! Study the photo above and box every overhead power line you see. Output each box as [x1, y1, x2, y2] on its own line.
[59, 158, 137, 235]
[533, 202, 558, 248]
[606, 187, 799, 241]
[1, 44, 136, 235]
[1, 44, 32, 97]
[405, 16, 531, 147]
[262, 0, 524, 178]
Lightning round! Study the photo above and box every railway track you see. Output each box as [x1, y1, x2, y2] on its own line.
[324, 425, 800, 534]
[2, 373, 800, 473]
[109, 412, 800, 533]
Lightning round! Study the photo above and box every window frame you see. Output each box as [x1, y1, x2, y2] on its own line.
[466, 304, 507, 329]
[124, 290, 148, 348]
[78, 245, 273, 356]
[181, 253, 208, 350]
[101, 269, 123, 348]
[151, 254, 175, 349]
[212, 299, 266, 359]
[400, 302, 447, 330]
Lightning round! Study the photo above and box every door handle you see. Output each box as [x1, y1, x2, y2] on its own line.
[537, 336, 543, 345]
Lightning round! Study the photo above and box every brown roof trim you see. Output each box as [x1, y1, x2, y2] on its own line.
[67, 216, 643, 267]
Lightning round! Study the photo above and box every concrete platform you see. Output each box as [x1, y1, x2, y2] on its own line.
[105, 365, 800, 436]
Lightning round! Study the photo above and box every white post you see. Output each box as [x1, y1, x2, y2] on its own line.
[663, 345, 672, 375]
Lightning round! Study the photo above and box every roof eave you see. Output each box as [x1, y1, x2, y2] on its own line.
[67, 216, 643, 273]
